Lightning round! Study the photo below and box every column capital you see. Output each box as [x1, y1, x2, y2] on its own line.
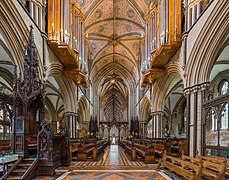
[184, 88, 191, 95]
[64, 111, 78, 116]
[151, 111, 163, 116]
[181, 32, 189, 40]
[184, 82, 210, 94]
[200, 83, 209, 91]
[192, 86, 199, 93]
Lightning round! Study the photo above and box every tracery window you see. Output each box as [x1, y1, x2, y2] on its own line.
[211, 110, 217, 131]
[218, 80, 228, 129]
[219, 81, 228, 95]
[221, 103, 228, 129]
[0, 107, 11, 140]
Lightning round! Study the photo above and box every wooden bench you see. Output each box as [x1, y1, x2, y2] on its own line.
[196, 155, 226, 180]
[134, 143, 155, 163]
[153, 144, 165, 160]
[70, 143, 78, 161]
[76, 143, 95, 160]
[181, 152, 201, 165]
[158, 151, 202, 180]
[120, 140, 135, 160]
[93, 140, 108, 160]
[202, 155, 229, 178]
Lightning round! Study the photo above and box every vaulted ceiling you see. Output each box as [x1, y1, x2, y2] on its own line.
[82, 0, 149, 121]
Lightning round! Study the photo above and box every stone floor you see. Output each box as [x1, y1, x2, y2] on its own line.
[32, 145, 172, 180]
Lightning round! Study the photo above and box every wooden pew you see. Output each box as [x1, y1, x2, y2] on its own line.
[158, 151, 202, 180]
[202, 155, 229, 178]
[153, 144, 165, 160]
[77, 143, 95, 160]
[196, 155, 226, 180]
[70, 143, 78, 161]
[134, 143, 155, 163]
[181, 151, 201, 165]
[93, 140, 108, 160]
[120, 140, 135, 160]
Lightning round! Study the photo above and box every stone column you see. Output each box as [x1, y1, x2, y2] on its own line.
[185, 83, 208, 156]
[142, 122, 145, 138]
[118, 126, 121, 142]
[188, 6, 192, 29]
[29, 0, 32, 17]
[152, 115, 155, 138]
[101, 126, 105, 139]
[108, 126, 111, 144]
[144, 122, 147, 138]
[182, 34, 188, 66]
[193, 87, 198, 156]
[151, 112, 163, 138]
[200, 85, 207, 155]
[192, 6, 195, 24]
[153, 114, 156, 138]
[185, 89, 191, 155]
[156, 114, 160, 138]
[197, 1, 201, 17]
[65, 112, 78, 139]
[125, 125, 128, 139]
[151, 112, 162, 138]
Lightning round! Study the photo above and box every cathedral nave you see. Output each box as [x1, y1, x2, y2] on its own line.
[0, 0, 228, 179]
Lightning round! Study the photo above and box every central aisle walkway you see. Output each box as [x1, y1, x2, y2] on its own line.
[72, 145, 148, 167]
[33, 145, 172, 179]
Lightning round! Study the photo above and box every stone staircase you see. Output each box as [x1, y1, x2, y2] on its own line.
[2, 158, 38, 180]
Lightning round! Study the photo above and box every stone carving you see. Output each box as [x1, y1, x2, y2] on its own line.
[125, 24, 132, 31]
[98, 25, 104, 32]
[122, 50, 127, 55]
[127, 9, 134, 18]
[95, 9, 102, 18]
[90, 42, 97, 50]
[132, 42, 139, 50]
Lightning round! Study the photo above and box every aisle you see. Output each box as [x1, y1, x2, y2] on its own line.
[33, 145, 173, 180]
[70, 145, 148, 168]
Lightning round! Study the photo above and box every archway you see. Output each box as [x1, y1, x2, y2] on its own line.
[162, 76, 186, 138]
[110, 125, 119, 145]
[140, 96, 151, 138]
[78, 97, 89, 137]
[203, 42, 229, 157]
[45, 76, 65, 134]
[0, 32, 15, 150]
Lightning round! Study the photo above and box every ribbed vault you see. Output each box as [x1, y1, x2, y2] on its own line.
[84, 0, 147, 122]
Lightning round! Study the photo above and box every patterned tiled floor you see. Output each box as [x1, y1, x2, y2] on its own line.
[32, 145, 171, 180]
[62, 171, 166, 180]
